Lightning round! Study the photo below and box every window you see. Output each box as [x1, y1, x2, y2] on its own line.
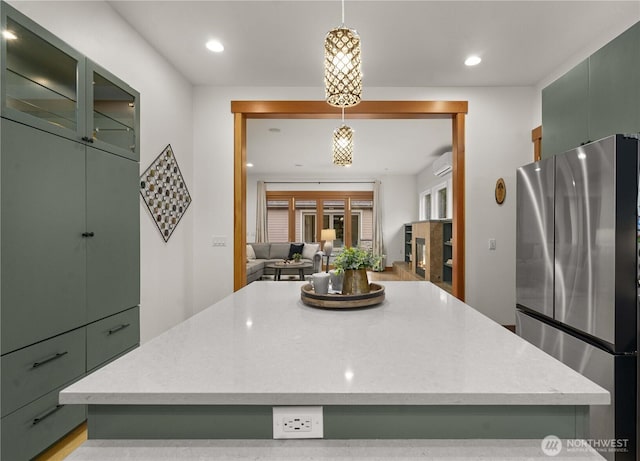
[433, 180, 452, 220]
[437, 188, 447, 219]
[419, 191, 432, 220]
[351, 199, 373, 248]
[265, 191, 373, 247]
[266, 199, 289, 242]
[323, 199, 345, 248]
[295, 199, 317, 242]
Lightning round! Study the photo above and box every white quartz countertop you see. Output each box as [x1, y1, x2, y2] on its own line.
[60, 281, 609, 406]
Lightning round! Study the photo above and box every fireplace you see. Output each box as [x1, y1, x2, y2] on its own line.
[415, 238, 426, 278]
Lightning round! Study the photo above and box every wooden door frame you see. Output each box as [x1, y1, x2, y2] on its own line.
[231, 100, 468, 301]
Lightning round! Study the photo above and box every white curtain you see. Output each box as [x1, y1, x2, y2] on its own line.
[372, 180, 384, 270]
[255, 181, 268, 242]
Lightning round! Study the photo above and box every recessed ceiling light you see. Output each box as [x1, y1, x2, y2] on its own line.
[246, 162, 254, 168]
[206, 40, 224, 53]
[465, 55, 482, 66]
[2, 30, 17, 40]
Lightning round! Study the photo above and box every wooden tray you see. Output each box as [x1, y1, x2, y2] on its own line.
[300, 283, 385, 309]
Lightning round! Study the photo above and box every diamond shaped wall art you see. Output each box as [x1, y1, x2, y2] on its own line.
[140, 144, 192, 242]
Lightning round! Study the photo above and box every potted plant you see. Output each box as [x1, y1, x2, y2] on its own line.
[332, 247, 381, 295]
[292, 252, 302, 263]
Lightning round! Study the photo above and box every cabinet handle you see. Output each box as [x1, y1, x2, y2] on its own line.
[82, 232, 95, 237]
[32, 405, 64, 426]
[81, 136, 94, 144]
[108, 323, 131, 335]
[32, 351, 68, 369]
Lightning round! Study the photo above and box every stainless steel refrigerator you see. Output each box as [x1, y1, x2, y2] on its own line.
[516, 134, 638, 461]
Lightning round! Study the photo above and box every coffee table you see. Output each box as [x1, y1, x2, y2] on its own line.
[267, 261, 312, 281]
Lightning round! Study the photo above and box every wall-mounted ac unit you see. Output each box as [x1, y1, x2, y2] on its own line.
[432, 151, 452, 176]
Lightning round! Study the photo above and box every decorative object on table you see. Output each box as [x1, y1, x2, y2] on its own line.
[329, 269, 344, 293]
[301, 283, 385, 309]
[495, 177, 506, 205]
[312, 272, 331, 295]
[292, 253, 302, 263]
[333, 246, 382, 295]
[321, 228, 336, 272]
[140, 144, 192, 242]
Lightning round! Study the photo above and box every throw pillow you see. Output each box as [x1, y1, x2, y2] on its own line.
[288, 243, 305, 259]
[246, 244, 256, 260]
[302, 243, 319, 260]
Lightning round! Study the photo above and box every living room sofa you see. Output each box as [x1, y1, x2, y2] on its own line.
[246, 242, 323, 283]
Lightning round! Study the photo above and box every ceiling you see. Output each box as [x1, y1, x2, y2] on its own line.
[109, 1, 640, 176]
[247, 118, 452, 177]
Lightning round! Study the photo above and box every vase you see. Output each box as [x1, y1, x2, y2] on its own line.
[342, 269, 370, 295]
[329, 269, 343, 293]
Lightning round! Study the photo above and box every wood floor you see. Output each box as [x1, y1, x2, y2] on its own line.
[35, 422, 87, 460]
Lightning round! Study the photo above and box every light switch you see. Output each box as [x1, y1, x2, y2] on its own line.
[212, 235, 227, 247]
[488, 238, 496, 250]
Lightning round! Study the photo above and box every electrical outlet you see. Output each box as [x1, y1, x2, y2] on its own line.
[488, 238, 496, 250]
[273, 406, 323, 439]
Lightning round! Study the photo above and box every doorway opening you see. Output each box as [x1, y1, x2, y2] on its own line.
[232, 100, 467, 301]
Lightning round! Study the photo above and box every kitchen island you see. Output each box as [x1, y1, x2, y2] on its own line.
[61, 281, 608, 443]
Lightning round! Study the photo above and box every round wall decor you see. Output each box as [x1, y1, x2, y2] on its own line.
[495, 178, 506, 205]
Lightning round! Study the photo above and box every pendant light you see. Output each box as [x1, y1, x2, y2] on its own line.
[324, 0, 361, 107]
[333, 109, 353, 166]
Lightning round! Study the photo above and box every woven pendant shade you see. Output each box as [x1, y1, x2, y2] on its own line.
[332, 124, 353, 166]
[324, 27, 362, 108]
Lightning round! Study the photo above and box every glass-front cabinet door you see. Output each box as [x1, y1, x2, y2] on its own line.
[1, 5, 139, 159]
[1, 5, 86, 140]
[87, 60, 139, 161]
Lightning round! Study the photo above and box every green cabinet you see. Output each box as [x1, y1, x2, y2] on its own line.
[0, 3, 140, 458]
[1, 119, 87, 353]
[542, 22, 640, 158]
[87, 60, 140, 161]
[1, 327, 86, 418]
[1, 382, 86, 461]
[588, 23, 640, 141]
[0, 3, 139, 160]
[541, 60, 589, 157]
[87, 150, 140, 322]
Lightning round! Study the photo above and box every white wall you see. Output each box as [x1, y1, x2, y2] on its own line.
[193, 85, 534, 325]
[245, 173, 415, 265]
[10, 1, 195, 343]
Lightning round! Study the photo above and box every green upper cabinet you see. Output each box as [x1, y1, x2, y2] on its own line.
[588, 22, 640, 141]
[0, 6, 86, 141]
[87, 61, 140, 161]
[1, 3, 139, 160]
[542, 21, 640, 158]
[541, 59, 589, 157]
